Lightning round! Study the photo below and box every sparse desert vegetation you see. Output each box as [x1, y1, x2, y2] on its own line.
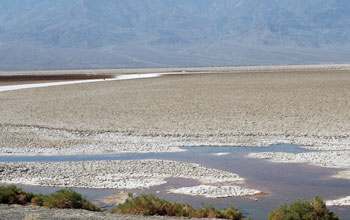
[0, 185, 101, 212]
[269, 197, 339, 220]
[0, 185, 35, 205]
[1, 186, 342, 220]
[113, 194, 245, 219]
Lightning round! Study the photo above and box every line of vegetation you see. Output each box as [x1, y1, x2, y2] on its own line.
[0, 185, 101, 211]
[269, 197, 339, 220]
[0, 185, 342, 219]
[112, 193, 247, 219]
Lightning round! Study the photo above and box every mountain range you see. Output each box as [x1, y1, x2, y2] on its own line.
[1, 0, 350, 70]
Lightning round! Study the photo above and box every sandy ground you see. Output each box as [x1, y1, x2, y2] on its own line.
[101, 191, 130, 206]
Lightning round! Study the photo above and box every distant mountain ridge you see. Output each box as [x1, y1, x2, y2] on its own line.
[0, 0, 350, 70]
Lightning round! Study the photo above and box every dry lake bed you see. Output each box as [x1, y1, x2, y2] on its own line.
[0, 65, 350, 219]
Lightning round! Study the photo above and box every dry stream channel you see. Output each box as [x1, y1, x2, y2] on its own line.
[1, 144, 350, 220]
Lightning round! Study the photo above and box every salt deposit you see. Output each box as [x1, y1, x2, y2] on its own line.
[168, 185, 261, 198]
[0, 125, 187, 155]
[0, 73, 162, 92]
[212, 152, 231, 156]
[326, 196, 350, 207]
[0, 160, 245, 191]
[247, 151, 350, 180]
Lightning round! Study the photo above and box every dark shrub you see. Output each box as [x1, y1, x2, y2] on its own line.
[112, 194, 245, 219]
[269, 197, 340, 220]
[0, 185, 35, 205]
[193, 204, 244, 219]
[0, 186, 101, 212]
[43, 189, 101, 211]
[113, 194, 172, 216]
[31, 194, 45, 206]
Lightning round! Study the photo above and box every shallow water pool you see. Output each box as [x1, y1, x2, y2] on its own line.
[1, 143, 349, 219]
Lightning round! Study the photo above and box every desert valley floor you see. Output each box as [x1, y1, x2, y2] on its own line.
[1, 65, 350, 219]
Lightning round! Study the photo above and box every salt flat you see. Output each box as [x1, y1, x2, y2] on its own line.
[1, 65, 350, 155]
[1, 65, 350, 201]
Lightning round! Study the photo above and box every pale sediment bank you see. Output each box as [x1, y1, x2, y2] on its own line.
[326, 196, 350, 207]
[101, 191, 130, 206]
[333, 170, 350, 179]
[168, 185, 261, 198]
[247, 151, 350, 180]
[0, 159, 260, 198]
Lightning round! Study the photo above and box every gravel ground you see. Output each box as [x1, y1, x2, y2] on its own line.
[0, 204, 193, 220]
